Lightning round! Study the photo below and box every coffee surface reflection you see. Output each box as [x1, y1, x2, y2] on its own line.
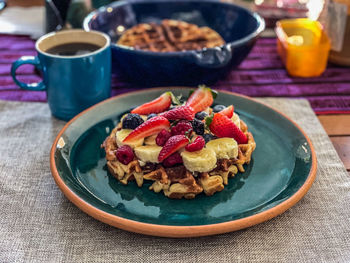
[46, 42, 101, 56]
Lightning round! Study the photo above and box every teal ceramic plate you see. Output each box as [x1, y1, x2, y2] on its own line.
[50, 88, 317, 237]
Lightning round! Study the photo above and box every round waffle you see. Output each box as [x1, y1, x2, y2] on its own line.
[117, 19, 226, 52]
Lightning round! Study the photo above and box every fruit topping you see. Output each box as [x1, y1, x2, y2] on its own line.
[195, 111, 208, 120]
[158, 135, 189, 162]
[171, 121, 193, 136]
[144, 134, 157, 145]
[192, 118, 205, 135]
[206, 138, 238, 159]
[163, 152, 183, 167]
[231, 112, 241, 129]
[134, 145, 162, 163]
[123, 116, 170, 143]
[186, 85, 214, 113]
[185, 136, 205, 152]
[147, 113, 158, 120]
[122, 113, 144, 129]
[208, 113, 248, 144]
[212, 104, 226, 113]
[116, 129, 144, 148]
[219, 105, 234, 118]
[116, 145, 134, 165]
[156, 129, 172, 146]
[203, 133, 216, 143]
[131, 92, 172, 114]
[181, 148, 217, 173]
[161, 105, 195, 120]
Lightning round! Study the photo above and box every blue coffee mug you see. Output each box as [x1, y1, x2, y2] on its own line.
[11, 29, 111, 121]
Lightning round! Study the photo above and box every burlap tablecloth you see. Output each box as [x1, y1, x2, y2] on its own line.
[0, 98, 349, 263]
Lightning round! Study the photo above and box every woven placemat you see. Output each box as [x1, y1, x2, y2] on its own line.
[0, 98, 349, 263]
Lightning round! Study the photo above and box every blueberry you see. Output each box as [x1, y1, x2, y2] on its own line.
[192, 119, 204, 135]
[213, 105, 226, 113]
[147, 113, 157, 120]
[203, 133, 216, 143]
[122, 113, 144, 129]
[195, 111, 208, 120]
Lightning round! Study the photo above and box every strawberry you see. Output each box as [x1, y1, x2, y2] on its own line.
[219, 105, 234, 118]
[158, 135, 189, 162]
[208, 113, 247, 144]
[185, 85, 214, 113]
[131, 92, 172, 114]
[185, 136, 205, 152]
[161, 106, 195, 120]
[123, 116, 170, 142]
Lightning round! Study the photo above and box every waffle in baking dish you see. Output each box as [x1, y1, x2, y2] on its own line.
[117, 19, 225, 52]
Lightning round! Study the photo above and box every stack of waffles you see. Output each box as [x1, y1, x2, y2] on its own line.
[104, 123, 255, 199]
[102, 86, 256, 199]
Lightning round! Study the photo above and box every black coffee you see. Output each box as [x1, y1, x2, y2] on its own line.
[46, 42, 101, 56]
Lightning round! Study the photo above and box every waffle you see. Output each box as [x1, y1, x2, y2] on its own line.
[117, 19, 225, 52]
[102, 119, 255, 199]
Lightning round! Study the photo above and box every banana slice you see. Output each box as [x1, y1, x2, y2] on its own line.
[116, 129, 144, 149]
[206, 138, 238, 159]
[134, 145, 162, 163]
[144, 134, 157, 146]
[181, 148, 217, 172]
[231, 113, 241, 129]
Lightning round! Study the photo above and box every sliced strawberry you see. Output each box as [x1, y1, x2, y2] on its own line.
[158, 135, 189, 162]
[219, 105, 234, 118]
[209, 113, 247, 144]
[131, 92, 172, 114]
[123, 116, 170, 143]
[185, 85, 214, 113]
[161, 105, 195, 120]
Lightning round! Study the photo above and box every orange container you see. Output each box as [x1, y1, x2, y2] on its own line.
[275, 18, 331, 77]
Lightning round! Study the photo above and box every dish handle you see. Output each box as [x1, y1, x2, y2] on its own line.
[189, 45, 232, 68]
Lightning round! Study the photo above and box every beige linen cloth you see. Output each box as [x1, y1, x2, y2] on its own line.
[0, 98, 349, 263]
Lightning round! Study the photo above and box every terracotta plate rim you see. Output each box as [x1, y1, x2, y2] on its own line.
[50, 88, 317, 238]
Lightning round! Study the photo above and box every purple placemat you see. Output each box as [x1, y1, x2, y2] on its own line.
[1, 34, 350, 114]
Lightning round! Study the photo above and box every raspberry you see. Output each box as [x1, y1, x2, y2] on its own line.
[116, 145, 134, 165]
[163, 152, 183, 167]
[185, 136, 205, 152]
[156, 129, 171, 146]
[171, 121, 193, 136]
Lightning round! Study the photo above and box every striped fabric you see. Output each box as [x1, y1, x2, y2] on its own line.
[1, 35, 350, 114]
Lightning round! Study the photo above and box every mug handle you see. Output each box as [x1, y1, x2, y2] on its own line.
[11, 56, 46, 91]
